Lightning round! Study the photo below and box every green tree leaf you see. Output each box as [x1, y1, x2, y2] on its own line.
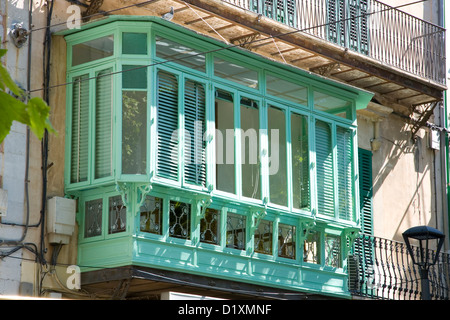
[0, 47, 55, 143]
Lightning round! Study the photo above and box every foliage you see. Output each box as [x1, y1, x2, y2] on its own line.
[0, 48, 55, 143]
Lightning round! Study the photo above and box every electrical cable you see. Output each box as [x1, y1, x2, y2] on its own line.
[25, 0, 435, 96]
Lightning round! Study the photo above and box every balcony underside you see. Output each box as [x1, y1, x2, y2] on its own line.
[96, 0, 445, 117]
[80, 265, 340, 300]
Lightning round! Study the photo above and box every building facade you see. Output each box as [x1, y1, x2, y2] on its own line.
[0, 0, 448, 300]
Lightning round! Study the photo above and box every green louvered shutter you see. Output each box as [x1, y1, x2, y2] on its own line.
[315, 120, 334, 217]
[327, 0, 346, 47]
[336, 126, 354, 221]
[71, 74, 90, 183]
[358, 148, 373, 235]
[184, 79, 206, 187]
[156, 71, 179, 181]
[95, 68, 113, 179]
[348, 148, 374, 295]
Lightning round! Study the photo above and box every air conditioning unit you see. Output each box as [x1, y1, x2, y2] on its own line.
[0, 188, 7, 217]
[47, 197, 76, 245]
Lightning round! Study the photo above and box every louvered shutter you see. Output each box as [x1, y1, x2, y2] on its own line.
[95, 68, 113, 179]
[358, 148, 373, 235]
[348, 0, 370, 54]
[348, 148, 374, 296]
[156, 71, 179, 181]
[184, 79, 206, 187]
[315, 120, 334, 217]
[327, 0, 346, 46]
[336, 127, 353, 221]
[71, 74, 90, 183]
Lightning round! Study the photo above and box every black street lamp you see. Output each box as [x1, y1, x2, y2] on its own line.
[402, 226, 445, 300]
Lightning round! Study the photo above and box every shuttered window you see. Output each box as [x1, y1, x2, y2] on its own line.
[95, 68, 113, 179]
[358, 148, 373, 234]
[315, 120, 334, 217]
[156, 71, 179, 181]
[71, 74, 90, 183]
[327, 0, 369, 55]
[336, 126, 353, 221]
[184, 79, 206, 187]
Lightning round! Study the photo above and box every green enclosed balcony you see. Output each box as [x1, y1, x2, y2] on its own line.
[63, 16, 373, 298]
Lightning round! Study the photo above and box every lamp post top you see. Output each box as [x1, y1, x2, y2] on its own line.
[402, 226, 445, 241]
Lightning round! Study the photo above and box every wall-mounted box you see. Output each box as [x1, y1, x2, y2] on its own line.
[47, 197, 76, 244]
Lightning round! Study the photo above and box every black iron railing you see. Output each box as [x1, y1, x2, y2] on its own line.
[222, 0, 446, 85]
[348, 234, 450, 300]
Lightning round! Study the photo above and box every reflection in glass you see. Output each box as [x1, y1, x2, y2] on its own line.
[278, 224, 296, 259]
[268, 106, 287, 206]
[214, 57, 258, 88]
[226, 212, 246, 250]
[85, 199, 102, 238]
[240, 98, 260, 200]
[109, 196, 126, 234]
[266, 75, 307, 105]
[215, 90, 235, 194]
[72, 35, 114, 66]
[303, 231, 320, 264]
[200, 208, 220, 245]
[140, 196, 163, 234]
[314, 91, 352, 119]
[291, 113, 309, 210]
[156, 36, 206, 72]
[255, 219, 273, 255]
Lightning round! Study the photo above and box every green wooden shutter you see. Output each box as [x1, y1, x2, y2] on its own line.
[95, 68, 113, 179]
[156, 71, 179, 180]
[71, 74, 90, 183]
[336, 126, 353, 221]
[358, 148, 373, 235]
[184, 79, 206, 187]
[315, 120, 334, 217]
[327, 0, 346, 46]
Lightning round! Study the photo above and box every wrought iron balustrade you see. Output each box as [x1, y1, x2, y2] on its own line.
[222, 0, 446, 85]
[348, 234, 450, 300]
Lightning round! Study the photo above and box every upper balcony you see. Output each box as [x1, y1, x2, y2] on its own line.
[101, 0, 446, 117]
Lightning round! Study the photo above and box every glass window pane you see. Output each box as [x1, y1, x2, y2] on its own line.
[156, 36, 206, 72]
[122, 65, 147, 89]
[240, 98, 260, 199]
[266, 75, 307, 105]
[140, 196, 163, 234]
[291, 113, 309, 210]
[278, 224, 296, 259]
[215, 90, 235, 194]
[303, 230, 320, 264]
[314, 91, 352, 119]
[268, 106, 287, 206]
[226, 212, 246, 250]
[122, 32, 147, 55]
[72, 35, 114, 66]
[85, 199, 102, 238]
[122, 91, 147, 175]
[169, 201, 191, 239]
[200, 208, 220, 245]
[255, 219, 272, 255]
[325, 234, 341, 268]
[214, 57, 258, 89]
[109, 195, 126, 234]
